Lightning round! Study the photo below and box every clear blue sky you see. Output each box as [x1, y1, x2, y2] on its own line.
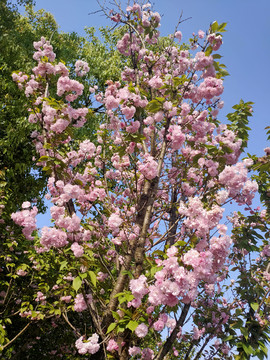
[19, 0, 270, 157]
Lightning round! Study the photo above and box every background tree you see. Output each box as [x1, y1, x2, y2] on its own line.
[0, 0, 125, 215]
[0, 2, 126, 357]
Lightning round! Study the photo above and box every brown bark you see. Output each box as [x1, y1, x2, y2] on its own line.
[166, 186, 179, 247]
[155, 303, 191, 360]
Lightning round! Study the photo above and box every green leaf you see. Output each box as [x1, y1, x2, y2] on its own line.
[240, 327, 249, 340]
[107, 322, 117, 334]
[119, 296, 126, 304]
[146, 99, 162, 113]
[175, 240, 186, 247]
[38, 156, 49, 162]
[152, 250, 164, 257]
[126, 320, 139, 332]
[250, 302, 259, 311]
[242, 343, 254, 356]
[88, 271, 97, 287]
[72, 276, 82, 292]
[212, 54, 222, 59]
[80, 272, 87, 279]
[218, 22, 227, 32]
[210, 21, 219, 33]
[205, 46, 213, 56]
[150, 265, 162, 277]
[125, 293, 134, 302]
[111, 311, 120, 321]
[59, 261, 68, 271]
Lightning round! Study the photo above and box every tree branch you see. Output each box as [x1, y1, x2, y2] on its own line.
[154, 303, 191, 360]
[1, 322, 31, 351]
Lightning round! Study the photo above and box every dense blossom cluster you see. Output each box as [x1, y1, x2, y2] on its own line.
[9, 2, 269, 360]
[75, 334, 100, 355]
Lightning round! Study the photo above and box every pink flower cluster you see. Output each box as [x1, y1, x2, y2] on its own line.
[194, 52, 213, 71]
[178, 197, 224, 237]
[116, 5, 161, 55]
[147, 236, 232, 309]
[40, 227, 68, 249]
[218, 162, 258, 204]
[129, 275, 148, 308]
[197, 77, 223, 100]
[153, 313, 176, 332]
[216, 127, 242, 164]
[57, 76, 84, 102]
[135, 323, 148, 338]
[71, 242, 84, 257]
[12, 72, 28, 90]
[149, 76, 164, 89]
[75, 60, 90, 77]
[167, 125, 186, 150]
[138, 155, 158, 180]
[11, 204, 38, 240]
[25, 78, 40, 97]
[128, 346, 154, 359]
[108, 213, 123, 231]
[35, 291, 46, 304]
[33, 36, 56, 62]
[75, 334, 100, 355]
[107, 339, 119, 352]
[74, 293, 92, 312]
[208, 33, 223, 51]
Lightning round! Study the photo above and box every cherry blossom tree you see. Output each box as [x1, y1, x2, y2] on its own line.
[2, 2, 270, 359]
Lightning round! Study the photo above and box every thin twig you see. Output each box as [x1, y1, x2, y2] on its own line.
[62, 311, 81, 337]
[1, 322, 31, 351]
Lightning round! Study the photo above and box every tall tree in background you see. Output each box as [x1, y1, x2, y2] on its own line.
[1, 1, 269, 359]
[0, 0, 125, 215]
[0, 2, 126, 358]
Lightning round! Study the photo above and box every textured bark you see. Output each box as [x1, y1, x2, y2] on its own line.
[155, 303, 191, 360]
[101, 254, 132, 331]
[166, 186, 179, 246]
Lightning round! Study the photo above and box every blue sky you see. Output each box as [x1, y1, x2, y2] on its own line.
[19, 0, 270, 157]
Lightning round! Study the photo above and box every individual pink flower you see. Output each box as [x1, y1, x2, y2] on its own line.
[105, 95, 119, 110]
[71, 242, 84, 257]
[126, 120, 140, 133]
[198, 30, 205, 39]
[149, 76, 163, 89]
[175, 31, 182, 41]
[22, 201, 31, 209]
[121, 105, 136, 120]
[74, 293, 92, 312]
[141, 348, 154, 359]
[129, 346, 141, 356]
[75, 60, 89, 77]
[40, 227, 68, 248]
[167, 125, 185, 150]
[107, 339, 119, 352]
[138, 155, 158, 180]
[207, 33, 222, 51]
[129, 275, 148, 299]
[135, 323, 148, 338]
[153, 319, 165, 331]
[193, 326, 205, 340]
[17, 269, 28, 276]
[60, 295, 72, 303]
[108, 213, 123, 230]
